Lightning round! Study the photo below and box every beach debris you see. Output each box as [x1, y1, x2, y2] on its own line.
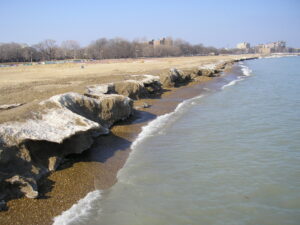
[142, 102, 151, 108]
[0, 103, 24, 110]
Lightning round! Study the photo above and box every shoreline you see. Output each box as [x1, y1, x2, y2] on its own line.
[0, 55, 257, 225]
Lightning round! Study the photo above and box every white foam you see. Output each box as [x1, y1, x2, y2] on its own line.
[53, 190, 102, 225]
[241, 66, 252, 76]
[221, 77, 244, 90]
[221, 79, 240, 89]
[132, 95, 204, 148]
[221, 63, 252, 89]
[263, 54, 297, 59]
[239, 63, 252, 76]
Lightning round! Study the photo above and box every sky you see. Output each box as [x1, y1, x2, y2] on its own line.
[0, 0, 300, 48]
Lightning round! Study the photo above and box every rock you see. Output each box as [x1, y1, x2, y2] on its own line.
[161, 68, 191, 87]
[114, 80, 147, 99]
[0, 92, 133, 202]
[215, 62, 227, 70]
[198, 68, 220, 77]
[85, 83, 115, 97]
[85, 75, 163, 100]
[48, 92, 133, 127]
[0, 106, 103, 146]
[140, 75, 162, 94]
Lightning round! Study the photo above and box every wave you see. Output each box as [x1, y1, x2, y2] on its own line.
[221, 63, 253, 90]
[262, 54, 297, 59]
[240, 64, 252, 76]
[221, 78, 243, 90]
[52, 190, 102, 225]
[131, 95, 204, 149]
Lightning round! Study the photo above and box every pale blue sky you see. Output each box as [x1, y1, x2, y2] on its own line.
[0, 0, 299, 48]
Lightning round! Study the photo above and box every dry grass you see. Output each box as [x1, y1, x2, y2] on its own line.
[0, 55, 257, 122]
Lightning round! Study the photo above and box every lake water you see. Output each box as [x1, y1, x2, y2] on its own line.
[54, 56, 300, 225]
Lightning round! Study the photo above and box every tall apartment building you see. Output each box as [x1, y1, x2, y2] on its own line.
[236, 42, 250, 49]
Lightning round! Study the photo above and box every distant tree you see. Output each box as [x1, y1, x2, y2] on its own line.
[21, 46, 39, 62]
[61, 40, 80, 59]
[153, 45, 180, 57]
[34, 39, 57, 60]
[0, 43, 24, 62]
[0, 36, 238, 63]
[86, 38, 108, 59]
[174, 39, 194, 55]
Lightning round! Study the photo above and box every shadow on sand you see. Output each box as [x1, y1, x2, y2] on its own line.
[37, 109, 157, 199]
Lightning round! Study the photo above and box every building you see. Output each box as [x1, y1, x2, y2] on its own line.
[236, 42, 250, 49]
[256, 41, 286, 54]
[148, 37, 173, 46]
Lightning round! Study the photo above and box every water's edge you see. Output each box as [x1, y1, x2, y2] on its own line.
[53, 60, 254, 225]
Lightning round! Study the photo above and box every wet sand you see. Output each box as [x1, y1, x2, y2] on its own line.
[0, 75, 225, 225]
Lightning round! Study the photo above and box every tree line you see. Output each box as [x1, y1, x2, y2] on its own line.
[0, 37, 239, 63]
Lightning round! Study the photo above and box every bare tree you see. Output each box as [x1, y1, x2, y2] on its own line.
[34, 39, 57, 60]
[86, 38, 108, 59]
[61, 40, 80, 59]
[0, 37, 235, 63]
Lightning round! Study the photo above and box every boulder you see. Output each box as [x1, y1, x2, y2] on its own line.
[161, 68, 191, 88]
[85, 83, 115, 97]
[0, 92, 133, 202]
[140, 75, 162, 94]
[85, 75, 163, 100]
[114, 80, 147, 99]
[46, 92, 133, 128]
[199, 69, 219, 77]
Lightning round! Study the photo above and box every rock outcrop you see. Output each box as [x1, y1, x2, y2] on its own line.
[45, 92, 133, 128]
[0, 92, 133, 203]
[86, 75, 163, 99]
[114, 80, 147, 99]
[140, 75, 162, 94]
[161, 68, 191, 87]
[86, 83, 115, 96]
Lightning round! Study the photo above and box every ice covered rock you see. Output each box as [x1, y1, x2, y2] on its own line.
[161, 68, 191, 87]
[114, 80, 148, 99]
[86, 83, 115, 97]
[0, 92, 133, 202]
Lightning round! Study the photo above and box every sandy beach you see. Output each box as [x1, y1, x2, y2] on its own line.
[0, 55, 257, 225]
